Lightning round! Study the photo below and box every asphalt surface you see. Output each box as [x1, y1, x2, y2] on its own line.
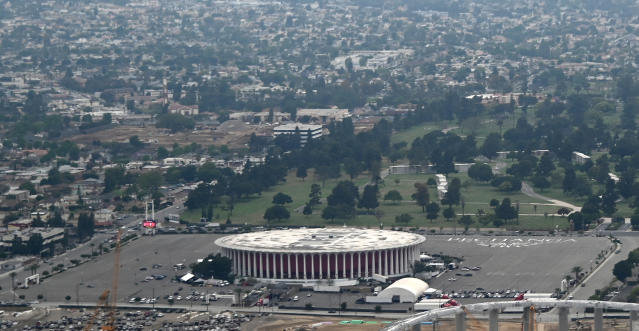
[571, 235, 639, 300]
[12, 233, 227, 305]
[10, 231, 611, 307]
[422, 235, 612, 294]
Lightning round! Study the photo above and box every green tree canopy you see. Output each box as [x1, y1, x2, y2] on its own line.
[272, 192, 293, 205]
[383, 190, 403, 204]
[264, 205, 290, 223]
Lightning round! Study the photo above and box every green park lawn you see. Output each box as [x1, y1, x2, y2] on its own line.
[180, 108, 594, 231]
[182, 170, 571, 231]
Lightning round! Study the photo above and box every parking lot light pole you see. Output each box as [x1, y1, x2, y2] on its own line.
[75, 283, 80, 308]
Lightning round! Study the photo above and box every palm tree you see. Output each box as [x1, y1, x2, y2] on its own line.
[572, 266, 583, 281]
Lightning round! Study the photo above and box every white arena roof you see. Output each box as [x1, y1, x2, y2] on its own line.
[215, 228, 425, 253]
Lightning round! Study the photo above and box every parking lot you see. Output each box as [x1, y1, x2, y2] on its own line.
[7, 233, 612, 311]
[421, 235, 612, 294]
[1, 307, 251, 330]
[12, 234, 229, 306]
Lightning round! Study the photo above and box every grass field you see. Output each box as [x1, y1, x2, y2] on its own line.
[182, 170, 571, 231]
[179, 107, 603, 231]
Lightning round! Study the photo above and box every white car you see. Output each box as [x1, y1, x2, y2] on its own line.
[292, 296, 299, 302]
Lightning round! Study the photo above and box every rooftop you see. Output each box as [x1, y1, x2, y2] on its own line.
[214, 228, 425, 253]
[273, 123, 322, 131]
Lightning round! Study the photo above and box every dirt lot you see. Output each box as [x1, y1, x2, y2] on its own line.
[241, 314, 630, 331]
[65, 123, 254, 149]
[242, 315, 393, 331]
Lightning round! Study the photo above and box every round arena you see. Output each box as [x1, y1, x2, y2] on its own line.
[215, 228, 425, 281]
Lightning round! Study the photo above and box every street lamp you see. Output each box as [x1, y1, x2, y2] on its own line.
[75, 283, 80, 308]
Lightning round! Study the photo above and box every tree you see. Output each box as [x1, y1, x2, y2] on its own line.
[358, 185, 379, 213]
[48, 211, 65, 227]
[468, 163, 493, 182]
[26, 233, 43, 255]
[412, 183, 429, 212]
[458, 215, 474, 232]
[561, 167, 576, 193]
[426, 203, 440, 223]
[316, 164, 341, 186]
[157, 146, 169, 159]
[395, 213, 413, 223]
[77, 213, 95, 240]
[185, 184, 214, 210]
[581, 195, 601, 225]
[383, 190, 403, 204]
[531, 175, 550, 191]
[443, 207, 456, 221]
[601, 179, 618, 216]
[104, 166, 126, 192]
[272, 192, 293, 205]
[321, 206, 339, 223]
[303, 203, 313, 216]
[137, 170, 164, 195]
[571, 266, 583, 280]
[632, 211, 639, 230]
[345, 57, 353, 72]
[191, 254, 233, 281]
[618, 169, 636, 199]
[443, 178, 461, 206]
[343, 158, 361, 180]
[495, 198, 517, 223]
[155, 113, 195, 132]
[568, 212, 585, 231]
[296, 167, 308, 181]
[263, 205, 290, 223]
[325, 181, 359, 219]
[537, 153, 555, 176]
[309, 184, 322, 206]
[480, 133, 501, 159]
[489, 199, 500, 208]
[613, 260, 632, 282]
[129, 135, 143, 148]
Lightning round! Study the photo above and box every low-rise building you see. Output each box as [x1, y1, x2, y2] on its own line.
[296, 108, 350, 123]
[572, 151, 591, 165]
[273, 123, 323, 145]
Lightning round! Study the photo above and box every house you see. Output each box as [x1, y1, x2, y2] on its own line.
[169, 103, 199, 116]
[8, 218, 33, 231]
[94, 209, 114, 227]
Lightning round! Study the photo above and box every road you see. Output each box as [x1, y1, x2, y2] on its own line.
[570, 235, 639, 301]
[0, 195, 188, 304]
[521, 182, 581, 212]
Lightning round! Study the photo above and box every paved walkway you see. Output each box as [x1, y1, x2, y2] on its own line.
[521, 182, 581, 212]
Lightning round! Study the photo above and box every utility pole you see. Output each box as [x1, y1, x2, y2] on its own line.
[76, 283, 80, 308]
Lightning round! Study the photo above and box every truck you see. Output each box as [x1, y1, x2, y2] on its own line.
[165, 214, 180, 223]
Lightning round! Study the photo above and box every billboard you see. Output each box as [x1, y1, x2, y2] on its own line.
[143, 220, 157, 228]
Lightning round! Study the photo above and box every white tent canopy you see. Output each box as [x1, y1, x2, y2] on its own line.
[367, 277, 429, 303]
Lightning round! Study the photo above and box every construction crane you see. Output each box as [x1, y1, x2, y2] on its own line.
[84, 228, 122, 331]
[104, 228, 122, 330]
[83, 290, 110, 331]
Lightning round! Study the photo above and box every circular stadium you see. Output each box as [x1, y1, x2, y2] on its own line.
[214, 228, 425, 281]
